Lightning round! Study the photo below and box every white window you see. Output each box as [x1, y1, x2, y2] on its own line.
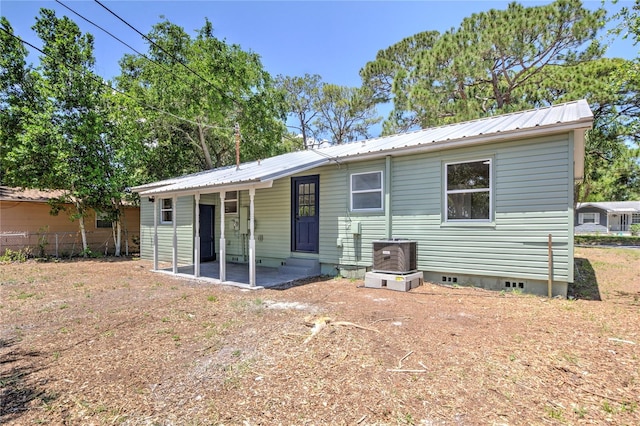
[578, 212, 599, 225]
[96, 211, 112, 229]
[632, 213, 640, 224]
[351, 171, 383, 211]
[161, 198, 173, 224]
[224, 191, 238, 215]
[445, 159, 492, 221]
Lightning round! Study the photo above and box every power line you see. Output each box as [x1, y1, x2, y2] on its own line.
[93, 0, 238, 106]
[54, 0, 198, 96]
[55, 0, 142, 62]
[0, 26, 233, 132]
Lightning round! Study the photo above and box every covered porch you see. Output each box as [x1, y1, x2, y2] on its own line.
[132, 151, 330, 286]
[157, 260, 321, 290]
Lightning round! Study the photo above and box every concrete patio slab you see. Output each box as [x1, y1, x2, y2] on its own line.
[157, 261, 319, 289]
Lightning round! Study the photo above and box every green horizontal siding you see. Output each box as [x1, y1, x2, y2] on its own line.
[254, 178, 292, 261]
[139, 195, 193, 265]
[138, 131, 576, 283]
[335, 134, 574, 282]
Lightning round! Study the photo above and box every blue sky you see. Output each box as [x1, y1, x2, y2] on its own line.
[1, 0, 636, 135]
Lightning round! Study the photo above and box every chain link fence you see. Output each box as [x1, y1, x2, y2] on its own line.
[0, 231, 138, 258]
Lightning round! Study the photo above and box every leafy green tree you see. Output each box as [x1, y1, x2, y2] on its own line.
[313, 84, 381, 144]
[360, 30, 440, 134]
[1, 10, 108, 254]
[117, 19, 287, 178]
[0, 17, 47, 186]
[362, 0, 605, 132]
[275, 73, 322, 149]
[1, 10, 144, 256]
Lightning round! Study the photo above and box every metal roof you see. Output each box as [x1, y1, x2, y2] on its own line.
[137, 99, 593, 196]
[577, 201, 640, 213]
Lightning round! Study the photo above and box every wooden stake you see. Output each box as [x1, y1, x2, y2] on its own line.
[548, 233, 553, 298]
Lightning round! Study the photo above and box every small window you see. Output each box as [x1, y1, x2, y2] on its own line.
[578, 212, 599, 225]
[351, 171, 383, 211]
[224, 191, 238, 215]
[161, 198, 173, 224]
[632, 213, 640, 224]
[96, 212, 112, 229]
[445, 159, 492, 221]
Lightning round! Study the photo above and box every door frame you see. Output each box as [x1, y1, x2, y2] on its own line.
[198, 204, 216, 262]
[291, 175, 320, 253]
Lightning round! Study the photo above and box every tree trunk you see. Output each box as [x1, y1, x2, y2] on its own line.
[75, 201, 88, 256]
[111, 200, 124, 257]
[198, 122, 214, 169]
[115, 219, 122, 257]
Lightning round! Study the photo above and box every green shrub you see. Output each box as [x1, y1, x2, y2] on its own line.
[630, 223, 640, 236]
[575, 235, 640, 246]
[0, 248, 31, 262]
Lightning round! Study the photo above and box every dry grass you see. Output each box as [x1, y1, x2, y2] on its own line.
[1, 247, 638, 425]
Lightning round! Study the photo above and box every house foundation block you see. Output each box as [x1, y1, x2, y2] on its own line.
[364, 271, 423, 292]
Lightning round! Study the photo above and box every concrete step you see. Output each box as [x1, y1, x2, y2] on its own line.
[278, 257, 320, 277]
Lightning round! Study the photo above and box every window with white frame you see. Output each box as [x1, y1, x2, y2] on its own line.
[578, 212, 600, 224]
[351, 171, 383, 211]
[445, 159, 492, 221]
[96, 211, 112, 229]
[632, 213, 640, 224]
[161, 198, 173, 224]
[224, 191, 238, 214]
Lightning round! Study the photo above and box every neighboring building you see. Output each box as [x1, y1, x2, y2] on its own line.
[133, 100, 593, 297]
[575, 201, 640, 234]
[0, 187, 140, 256]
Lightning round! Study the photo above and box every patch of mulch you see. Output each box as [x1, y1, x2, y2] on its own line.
[1, 248, 638, 425]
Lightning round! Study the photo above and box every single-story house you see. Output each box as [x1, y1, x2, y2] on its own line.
[132, 100, 593, 297]
[575, 201, 640, 234]
[0, 186, 140, 256]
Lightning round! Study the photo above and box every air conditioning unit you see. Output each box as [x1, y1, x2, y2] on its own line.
[372, 239, 417, 274]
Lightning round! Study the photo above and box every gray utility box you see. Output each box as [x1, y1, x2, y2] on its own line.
[372, 239, 417, 274]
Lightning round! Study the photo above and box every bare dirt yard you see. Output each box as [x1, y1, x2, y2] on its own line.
[1, 247, 639, 425]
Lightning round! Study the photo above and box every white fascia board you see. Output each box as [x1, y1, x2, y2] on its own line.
[573, 128, 587, 181]
[140, 180, 273, 198]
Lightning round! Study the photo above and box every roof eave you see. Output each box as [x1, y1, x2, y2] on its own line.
[336, 120, 593, 164]
[139, 179, 273, 198]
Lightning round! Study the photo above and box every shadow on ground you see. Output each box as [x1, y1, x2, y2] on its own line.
[0, 337, 55, 424]
[569, 257, 601, 301]
[268, 275, 336, 291]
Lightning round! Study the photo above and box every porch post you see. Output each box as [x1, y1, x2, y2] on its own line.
[172, 194, 178, 274]
[219, 192, 226, 282]
[194, 193, 200, 277]
[153, 197, 158, 271]
[249, 187, 256, 287]
[385, 155, 392, 238]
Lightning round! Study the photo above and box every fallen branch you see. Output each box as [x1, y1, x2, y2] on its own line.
[370, 316, 411, 325]
[397, 350, 413, 368]
[580, 388, 634, 404]
[333, 321, 380, 333]
[388, 350, 427, 373]
[303, 316, 379, 344]
[608, 337, 636, 345]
